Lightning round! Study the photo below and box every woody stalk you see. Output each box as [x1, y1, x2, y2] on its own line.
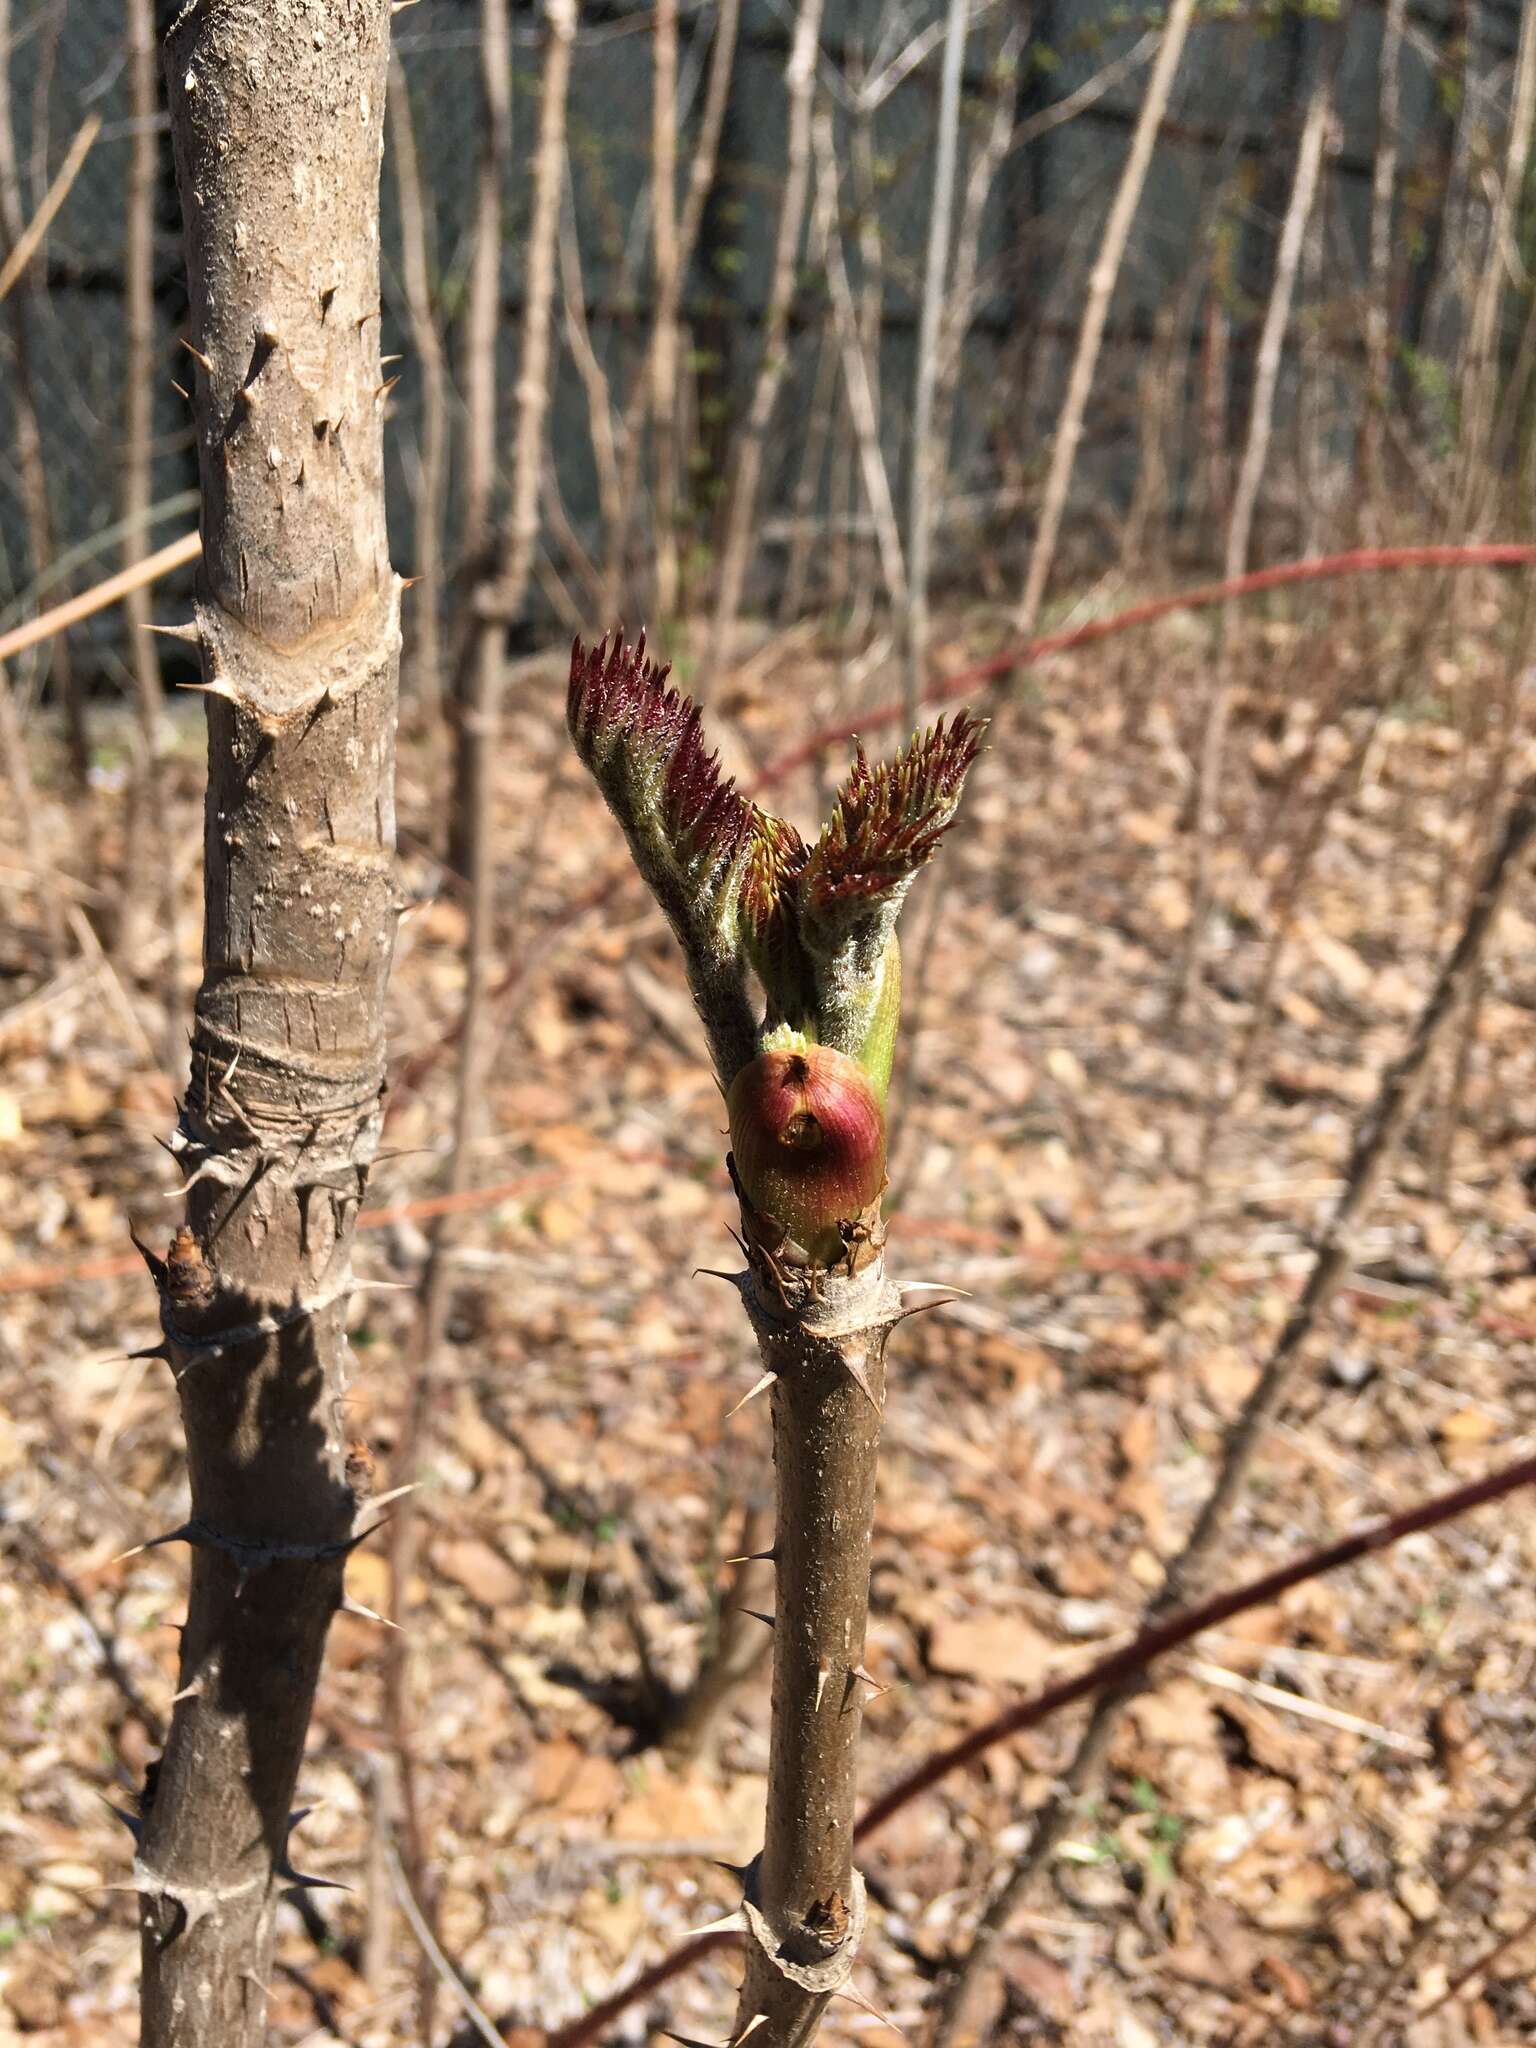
[569, 634, 981, 2046]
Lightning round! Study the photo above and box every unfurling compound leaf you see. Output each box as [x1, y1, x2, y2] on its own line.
[568, 632, 761, 1080]
[796, 714, 985, 1086]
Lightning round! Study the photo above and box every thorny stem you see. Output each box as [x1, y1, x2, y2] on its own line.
[135, 8, 399, 2047]
[730, 1257, 900, 2047]
[929, 776, 1536, 2043]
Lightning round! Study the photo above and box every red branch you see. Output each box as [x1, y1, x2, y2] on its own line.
[757, 543, 1536, 788]
[538, 1449, 1536, 2048]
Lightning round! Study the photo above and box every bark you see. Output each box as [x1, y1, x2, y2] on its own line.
[448, 0, 511, 876]
[650, 0, 680, 622]
[482, 0, 577, 626]
[136, 9, 399, 2047]
[603, 0, 740, 620]
[1358, 0, 1405, 539]
[1457, 0, 1536, 531]
[1177, 52, 1334, 1018]
[810, 112, 906, 616]
[1015, 0, 1197, 640]
[902, 0, 968, 734]
[118, 0, 166, 963]
[0, 0, 85, 785]
[729, 1253, 901, 2048]
[386, 55, 448, 726]
[702, 0, 825, 689]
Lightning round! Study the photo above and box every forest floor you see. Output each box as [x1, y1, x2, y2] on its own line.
[3, 573, 1536, 2048]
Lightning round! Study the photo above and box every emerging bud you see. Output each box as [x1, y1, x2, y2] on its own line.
[727, 1037, 887, 1263]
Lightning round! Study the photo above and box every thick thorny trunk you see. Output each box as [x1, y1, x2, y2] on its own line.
[135, 7, 399, 2046]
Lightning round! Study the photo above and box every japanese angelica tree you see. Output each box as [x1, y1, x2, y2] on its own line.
[569, 635, 981, 2046]
[128, 5, 401, 2045]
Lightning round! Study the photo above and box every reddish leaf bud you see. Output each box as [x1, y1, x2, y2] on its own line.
[727, 1038, 887, 1263]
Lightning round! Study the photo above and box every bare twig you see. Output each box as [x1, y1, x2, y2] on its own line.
[0, 530, 203, 667]
[0, 107, 98, 304]
[1014, 0, 1197, 640]
[541, 1447, 1536, 2048]
[387, 54, 450, 724]
[702, 0, 826, 688]
[1177, 48, 1336, 1017]
[902, 0, 969, 733]
[928, 772, 1536, 2041]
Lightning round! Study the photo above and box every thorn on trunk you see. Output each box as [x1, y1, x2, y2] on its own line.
[144, 620, 202, 644]
[114, 1522, 197, 1563]
[722, 1548, 777, 1566]
[834, 1981, 902, 2034]
[732, 2018, 770, 2048]
[814, 1661, 830, 1710]
[101, 1797, 142, 1844]
[179, 337, 213, 373]
[338, 1593, 399, 1628]
[844, 1354, 882, 1412]
[685, 1908, 747, 1938]
[739, 1609, 775, 1631]
[727, 1370, 777, 1417]
[128, 1226, 168, 1291]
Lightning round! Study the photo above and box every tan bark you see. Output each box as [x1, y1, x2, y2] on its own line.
[117, 0, 166, 964]
[386, 55, 449, 725]
[482, 0, 578, 626]
[702, 0, 826, 688]
[1015, 0, 1198, 639]
[902, 0, 969, 733]
[136, 8, 400, 2044]
[1179, 57, 1334, 1017]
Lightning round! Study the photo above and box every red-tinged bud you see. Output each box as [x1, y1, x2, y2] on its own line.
[727, 1037, 887, 1264]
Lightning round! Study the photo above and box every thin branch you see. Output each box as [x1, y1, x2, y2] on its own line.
[0, 108, 98, 303]
[539, 1447, 1536, 2048]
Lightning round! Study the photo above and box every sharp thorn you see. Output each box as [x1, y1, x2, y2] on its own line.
[739, 1609, 775, 1631]
[398, 572, 423, 588]
[363, 1482, 418, 1512]
[684, 1909, 748, 1938]
[850, 1663, 890, 1698]
[278, 1870, 351, 1893]
[126, 1343, 172, 1363]
[128, 1224, 168, 1290]
[380, 353, 402, 366]
[814, 1662, 830, 1710]
[179, 338, 213, 372]
[170, 378, 189, 401]
[722, 1548, 777, 1565]
[731, 2019, 770, 2048]
[339, 1594, 399, 1628]
[844, 1355, 882, 1413]
[726, 1370, 777, 1417]
[712, 1859, 754, 1885]
[100, 1797, 142, 1843]
[692, 1266, 739, 1286]
[176, 680, 240, 701]
[897, 1281, 973, 1319]
[834, 1982, 903, 2034]
[170, 1677, 203, 1704]
[144, 620, 202, 644]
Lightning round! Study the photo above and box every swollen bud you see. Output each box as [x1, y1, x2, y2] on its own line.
[727, 1037, 887, 1263]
